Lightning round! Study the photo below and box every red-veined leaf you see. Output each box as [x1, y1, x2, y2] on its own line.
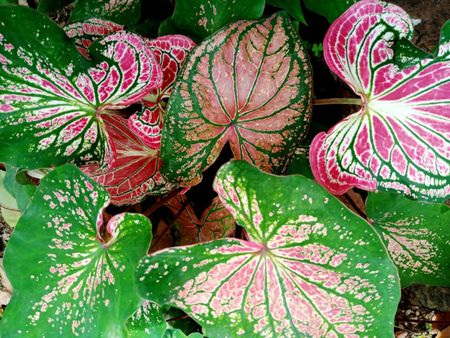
[64, 18, 124, 59]
[82, 115, 174, 206]
[160, 13, 312, 187]
[137, 160, 400, 337]
[149, 219, 175, 254]
[0, 6, 162, 169]
[366, 191, 450, 287]
[0, 164, 152, 336]
[309, 0, 450, 202]
[70, 0, 141, 26]
[166, 195, 235, 245]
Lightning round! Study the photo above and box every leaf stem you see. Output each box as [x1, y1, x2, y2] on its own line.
[312, 98, 361, 106]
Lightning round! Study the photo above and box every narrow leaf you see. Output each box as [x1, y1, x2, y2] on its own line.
[366, 192, 450, 287]
[137, 160, 400, 337]
[310, 0, 450, 202]
[161, 13, 312, 187]
[1, 164, 152, 337]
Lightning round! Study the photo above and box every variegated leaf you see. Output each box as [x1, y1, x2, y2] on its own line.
[64, 18, 124, 59]
[309, 0, 450, 202]
[137, 160, 400, 337]
[166, 195, 235, 245]
[0, 164, 152, 337]
[70, 0, 141, 26]
[129, 35, 196, 148]
[127, 301, 167, 338]
[0, 6, 162, 169]
[366, 192, 450, 287]
[161, 13, 312, 187]
[83, 115, 174, 206]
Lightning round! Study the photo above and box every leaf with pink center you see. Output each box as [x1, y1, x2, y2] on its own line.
[166, 195, 235, 245]
[309, 0, 450, 202]
[137, 160, 400, 337]
[82, 115, 175, 206]
[129, 35, 196, 148]
[0, 6, 162, 169]
[0, 164, 152, 337]
[70, 0, 141, 26]
[366, 191, 450, 287]
[160, 13, 312, 187]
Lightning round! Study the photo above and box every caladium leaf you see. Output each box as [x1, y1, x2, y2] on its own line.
[366, 192, 450, 287]
[0, 164, 152, 337]
[70, 0, 141, 26]
[166, 195, 235, 245]
[309, 0, 450, 202]
[64, 18, 124, 59]
[129, 35, 196, 148]
[83, 115, 175, 206]
[158, 0, 265, 40]
[127, 301, 167, 338]
[266, 0, 306, 24]
[303, 0, 358, 23]
[4, 165, 37, 211]
[150, 219, 175, 254]
[38, 0, 75, 13]
[137, 160, 400, 337]
[0, 6, 162, 169]
[161, 13, 312, 187]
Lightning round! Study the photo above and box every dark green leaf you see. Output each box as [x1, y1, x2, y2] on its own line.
[266, 0, 306, 24]
[303, 0, 358, 23]
[70, 0, 141, 26]
[38, 0, 74, 13]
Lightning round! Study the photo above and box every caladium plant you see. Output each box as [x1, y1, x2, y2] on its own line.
[309, 0, 450, 202]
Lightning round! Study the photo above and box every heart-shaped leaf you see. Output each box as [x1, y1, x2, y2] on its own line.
[0, 164, 152, 337]
[137, 160, 400, 337]
[70, 0, 141, 26]
[309, 0, 450, 202]
[0, 6, 162, 169]
[158, 0, 265, 40]
[83, 115, 174, 206]
[366, 192, 450, 287]
[161, 13, 312, 187]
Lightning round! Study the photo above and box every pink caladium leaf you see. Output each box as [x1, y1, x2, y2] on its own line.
[0, 164, 152, 336]
[137, 160, 400, 337]
[82, 115, 174, 206]
[160, 12, 312, 187]
[366, 192, 450, 287]
[166, 195, 235, 245]
[310, 0, 450, 202]
[64, 18, 124, 59]
[0, 6, 162, 169]
[129, 35, 196, 148]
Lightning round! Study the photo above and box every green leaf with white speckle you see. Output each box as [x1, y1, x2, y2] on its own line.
[366, 192, 450, 287]
[0, 164, 152, 337]
[127, 301, 168, 338]
[137, 160, 400, 337]
[70, 0, 141, 26]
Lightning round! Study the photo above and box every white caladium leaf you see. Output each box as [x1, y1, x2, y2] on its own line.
[64, 18, 124, 59]
[0, 6, 162, 169]
[161, 13, 312, 187]
[83, 115, 174, 206]
[366, 192, 450, 287]
[0, 164, 152, 337]
[137, 160, 400, 337]
[309, 0, 450, 202]
[129, 35, 196, 148]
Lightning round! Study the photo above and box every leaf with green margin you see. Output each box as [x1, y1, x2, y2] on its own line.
[137, 160, 400, 337]
[366, 192, 450, 287]
[127, 300, 167, 338]
[266, 0, 306, 24]
[0, 6, 162, 169]
[303, 0, 358, 23]
[4, 165, 36, 211]
[0, 164, 152, 337]
[159, 0, 265, 40]
[38, 0, 74, 13]
[161, 13, 312, 187]
[70, 0, 141, 26]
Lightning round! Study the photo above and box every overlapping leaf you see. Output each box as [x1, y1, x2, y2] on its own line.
[161, 13, 312, 187]
[303, 0, 358, 23]
[0, 6, 162, 169]
[366, 192, 450, 287]
[137, 160, 400, 337]
[1, 164, 152, 337]
[70, 0, 141, 26]
[83, 115, 174, 206]
[127, 301, 167, 338]
[309, 0, 450, 202]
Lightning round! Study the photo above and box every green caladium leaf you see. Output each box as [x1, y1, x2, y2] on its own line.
[0, 164, 152, 337]
[0, 6, 162, 169]
[366, 192, 450, 287]
[137, 160, 400, 337]
[4, 165, 36, 211]
[303, 0, 358, 23]
[70, 0, 141, 26]
[127, 301, 167, 338]
[158, 0, 265, 40]
[266, 0, 306, 24]
[161, 13, 312, 187]
[38, 0, 74, 13]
